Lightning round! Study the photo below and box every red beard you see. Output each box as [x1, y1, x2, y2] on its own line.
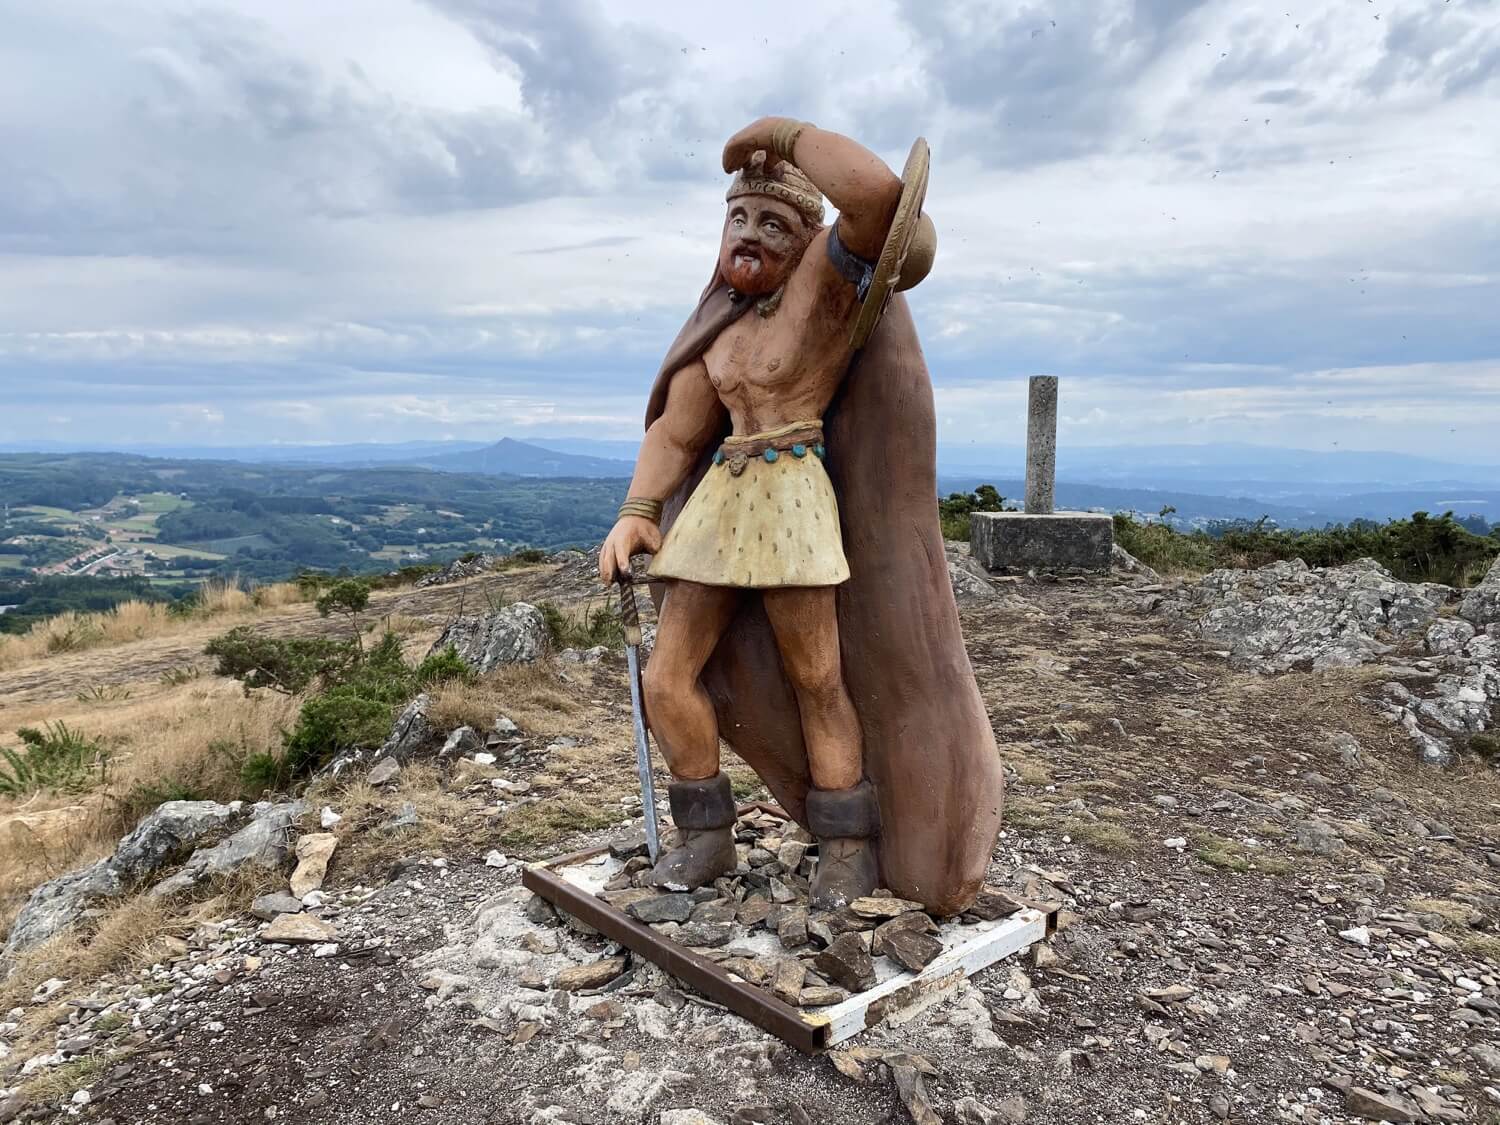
[721, 244, 785, 296]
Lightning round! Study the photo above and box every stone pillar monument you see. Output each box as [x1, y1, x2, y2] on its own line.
[1024, 376, 1057, 516]
[969, 376, 1113, 573]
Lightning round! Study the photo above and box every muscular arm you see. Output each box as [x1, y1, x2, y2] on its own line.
[629, 358, 725, 502]
[723, 118, 902, 259]
[599, 359, 725, 583]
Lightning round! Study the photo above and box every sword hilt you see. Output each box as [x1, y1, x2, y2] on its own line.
[616, 576, 643, 647]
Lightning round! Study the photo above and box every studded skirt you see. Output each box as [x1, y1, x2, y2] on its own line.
[647, 420, 850, 589]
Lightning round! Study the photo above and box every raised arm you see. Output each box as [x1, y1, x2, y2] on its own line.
[722, 117, 902, 259]
[599, 359, 726, 584]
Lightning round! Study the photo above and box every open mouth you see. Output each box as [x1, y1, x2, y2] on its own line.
[732, 250, 763, 274]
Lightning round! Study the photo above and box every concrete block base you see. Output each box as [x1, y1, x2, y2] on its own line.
[970, 511, 1114, 573]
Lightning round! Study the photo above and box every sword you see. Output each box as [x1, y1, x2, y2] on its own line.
[617, 576, 661, 864]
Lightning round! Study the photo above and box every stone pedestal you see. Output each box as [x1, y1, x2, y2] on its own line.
[970, 511, 1114, 573]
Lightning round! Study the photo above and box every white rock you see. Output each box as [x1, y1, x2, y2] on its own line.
[198, 1083, 213, 1095]
[485, 850, 508, 868]
[72, 1090, 91, 1105]
[312, 943, 341, 958]
[1164, 837, 1187, 849]
[1338, 926, 1371, 947]
[320, 806, 342, 829]
[473, 752, 497, 766]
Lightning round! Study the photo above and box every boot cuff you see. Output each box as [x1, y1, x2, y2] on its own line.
[806, 780, 880, 839]
[667, 772, 736, 831]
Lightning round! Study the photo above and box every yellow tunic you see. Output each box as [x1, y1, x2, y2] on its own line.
[648, 421, 850, 589]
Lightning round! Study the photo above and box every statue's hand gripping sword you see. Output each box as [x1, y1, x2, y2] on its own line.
[617, 576, 661, 864]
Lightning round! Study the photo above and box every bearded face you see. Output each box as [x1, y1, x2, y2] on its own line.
[719, 196, 813, 296]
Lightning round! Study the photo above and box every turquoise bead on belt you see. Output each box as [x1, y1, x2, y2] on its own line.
[764, 448, 778, 463]
[713, 450, 724, 465]
[791, 444, 806, 458]
[813, 443, 826, 459]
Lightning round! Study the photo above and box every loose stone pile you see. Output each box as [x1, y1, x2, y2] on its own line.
[590, 808, 1028, 1012]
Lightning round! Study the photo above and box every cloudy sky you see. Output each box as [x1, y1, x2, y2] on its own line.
[1, 0, 1497, 460]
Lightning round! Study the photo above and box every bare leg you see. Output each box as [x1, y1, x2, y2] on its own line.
[761, 586, 863, 789]
[642, 580, 743, 780]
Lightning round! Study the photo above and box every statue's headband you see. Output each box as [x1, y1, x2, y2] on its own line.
[725, 157, 825, 227]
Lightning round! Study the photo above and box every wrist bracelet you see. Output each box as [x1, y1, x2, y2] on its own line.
[771, 119, 811, 165]
[618, 497, 663, 524]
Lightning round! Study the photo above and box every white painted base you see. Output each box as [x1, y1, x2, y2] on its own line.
[800, 908, 1048, 1045]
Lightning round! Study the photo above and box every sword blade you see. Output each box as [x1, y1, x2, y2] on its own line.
[624, 642, 661, 863]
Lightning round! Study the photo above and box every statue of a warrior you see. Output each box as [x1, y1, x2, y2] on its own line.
[600, 117, 1004, 915]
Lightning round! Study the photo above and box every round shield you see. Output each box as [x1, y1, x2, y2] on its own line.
[849, 137, 933, 350]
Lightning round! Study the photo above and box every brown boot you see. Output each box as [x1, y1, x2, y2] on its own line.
[807, 781, 880, 911]
[649, 772, 737, 890]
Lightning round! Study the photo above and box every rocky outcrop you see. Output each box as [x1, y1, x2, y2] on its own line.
[377, 692, 433, 763]
[1175, 558, 1445, 673]
[415, 554, 499, 588]
[4, 799, 304, 957]
[430, 604, 548, 673]
[1460, 554, 1500, 628]
[945, 543, 996, 604]
[151, 801, 304, 898]
[1111, 543, 1162, 584]
[1171, 557, 1498, 766]
[4, 800, 241, 956]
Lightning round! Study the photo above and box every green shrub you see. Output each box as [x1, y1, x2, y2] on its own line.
[315, 578, 372, 640]
[539, 600, 624, 650]
[938, 485, 1007, 542]
[207, 625, 471, 787]
[279, 632, 414, 775]
[240, 752, 288, 793]
[205, 627, 357, 695]
[0, 722, 109, 796]
[415, 644, 474, 687]
[496, 547, 548, 570]
[1110, 510, 1500, 584]
[1113, 514, 1219, 575]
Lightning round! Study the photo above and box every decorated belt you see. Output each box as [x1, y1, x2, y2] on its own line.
[714, 421, 825, 476]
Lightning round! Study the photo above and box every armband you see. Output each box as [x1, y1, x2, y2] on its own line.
[618, 497, 664, 524]
[826, 222, 876, 302]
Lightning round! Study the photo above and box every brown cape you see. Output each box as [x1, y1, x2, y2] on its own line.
[644, 284, 1004, 915]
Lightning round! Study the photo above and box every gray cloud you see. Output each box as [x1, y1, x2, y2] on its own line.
[0, 0, 1496, 461]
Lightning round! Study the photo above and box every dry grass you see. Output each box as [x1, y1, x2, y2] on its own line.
[428, 664, 586, 735]
[493, 793, 625, 853]
[1, 679, 297, 932]
[19, 1055, 111, 1103]
[307, 764, 480, 880]
[1458, 933, 1500, 964]
[1063, 818, 1141, 856]
[1192, 831, 1293, 875]
[0, 580, 309, 673]
[1409, 897, 1484, 929]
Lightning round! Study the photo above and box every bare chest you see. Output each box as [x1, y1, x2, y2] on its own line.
[702, 297, 854, 427]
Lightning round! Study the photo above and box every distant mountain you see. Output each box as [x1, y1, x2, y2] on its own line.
[0, 439, 493, 464]
[940, 442, 1500, 495]
[6, 437, 1496, 496]
[405, 438, 634, 478]
[527, 437, 643, 462]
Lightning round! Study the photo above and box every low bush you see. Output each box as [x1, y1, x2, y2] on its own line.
[938, 485, 1007, 542]
[0, 722, 110, 797]
[1111, 511, 1499, 583]
[209, 628, 474, 787]
[539, 600, 624, 650]
[205, 627, 357, 695]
